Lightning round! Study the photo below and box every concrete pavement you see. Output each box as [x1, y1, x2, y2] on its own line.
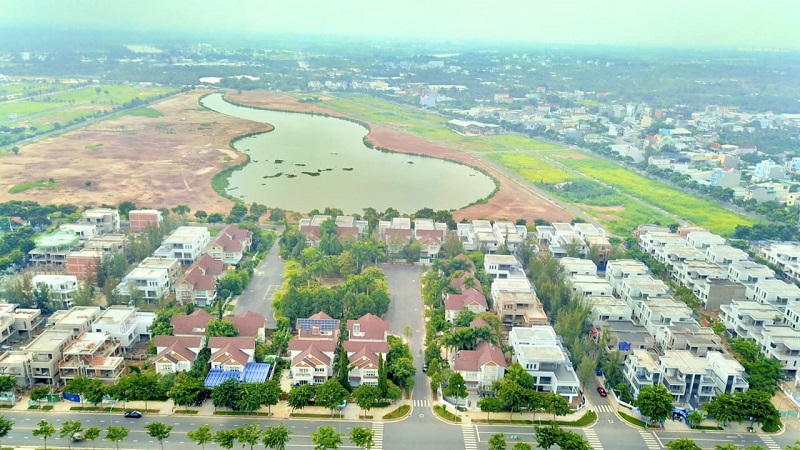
[233, 239, 283, 327]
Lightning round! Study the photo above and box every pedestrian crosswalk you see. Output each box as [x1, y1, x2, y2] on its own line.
[760, 434, 782, 450]
[638, 430, 661, 449]
[461, 424, 477, 450]
[594, 405, 614, 413]
[372, 422, 384, 450]
[582, 428, 603, 450]
[412, 399, 429, 407]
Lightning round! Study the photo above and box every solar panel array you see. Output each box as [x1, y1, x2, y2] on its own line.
[203, 370, 239, 388]
[203, 363, 274, 387]
[297, 318, 339, 335]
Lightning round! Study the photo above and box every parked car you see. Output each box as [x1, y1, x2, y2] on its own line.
[72, 432, 85, 442]
[422, 363, 428, 373]
[124, 411, 142, 418]
[596, 387, 607, 397]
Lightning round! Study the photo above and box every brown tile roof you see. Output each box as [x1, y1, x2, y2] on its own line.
[176, 264, 218, 292]
[194, 254, 228, 276]
[171, 309, 213, 336]
[470, 317, 490, 329]
[209, 336, 254, 367]
[347, 313, 389, 341]
[289, 338, 337, 353]
[453, 341, 507, 372]
[308, 311, 335, 321]
[343, 341, 390, 359]
[292, 341, 333, 367]
[154, 335, 202, 363]
[224, 311, 266, 337]
[451, 274, 483, 294]
[211, 233, 242, 253]
[444, 288, 488, 312]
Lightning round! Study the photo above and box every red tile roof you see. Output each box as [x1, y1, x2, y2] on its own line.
[289, 338, 337, 353]
[470, 317, 490, 329]
[444, 288, 488, 312]
[343, 340, 390, 357]
[292, 341, 333, 367]
[347, 313, 389, 342]
[209, 336, 255, 367]
[453, 341, 506, 372]
[451, 274, 483, 294]
[224, 311, 266, 337]
[154, 335, 202, 363]
[171, 309, 213, 336]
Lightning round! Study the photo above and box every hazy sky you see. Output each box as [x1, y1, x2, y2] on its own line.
[4, 0, 800, 49]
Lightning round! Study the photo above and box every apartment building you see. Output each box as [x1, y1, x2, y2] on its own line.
[720, 299, 782, 340]
[59, 332, 124, 383]
[66, 249, 103, 281]
[49, 306, 102, 337]
[605, 259, 649, 296]
[154, 226, 211, 265]
[509, 326, 581, 405]
[92, 306, 155, 349]
[28, 231, 80, 266]
[79, 208, 120, 234]
[747, 279, 800, 313]
[128, 209, 163, 233]
[32, 274, 78, 309]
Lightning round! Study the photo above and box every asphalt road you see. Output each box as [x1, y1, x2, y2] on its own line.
[234, 240, 284, 327]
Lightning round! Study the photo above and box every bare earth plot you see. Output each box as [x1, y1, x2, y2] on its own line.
[0, 91, 270, 213]
[226, 91, 574, 224]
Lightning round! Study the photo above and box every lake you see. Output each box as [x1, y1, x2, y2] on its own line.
[200, 93, 496, 214]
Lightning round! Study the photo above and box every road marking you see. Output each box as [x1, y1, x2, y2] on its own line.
[759, 435, 782, 450]
[412, 399, 429, 407]
[638, 430, 661, 449]
[372, 422, 384, 450]
[582, 428, 603, 450]
[594, 405, 614, 413]
[462, 424, 477, 450]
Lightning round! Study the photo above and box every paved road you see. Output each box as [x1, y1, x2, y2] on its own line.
[380, 263, 464, 450]
[234, 240, 283, 327]
[1, 409, 372, 449]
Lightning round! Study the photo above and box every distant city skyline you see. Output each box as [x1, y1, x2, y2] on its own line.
[3, 0, 800, 50]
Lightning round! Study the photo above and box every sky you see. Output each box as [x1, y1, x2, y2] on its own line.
[3, 0, 800, 49]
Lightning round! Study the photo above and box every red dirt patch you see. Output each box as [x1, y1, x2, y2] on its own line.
[226, 91, 573, 223]
[0, 91, 270, 214]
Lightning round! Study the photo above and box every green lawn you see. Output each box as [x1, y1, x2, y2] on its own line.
[127, 106, 163, 118]
[8, 179, 58, 194]
[487, 152, 577, 184]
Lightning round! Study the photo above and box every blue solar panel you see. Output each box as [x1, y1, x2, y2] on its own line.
[240, 363, 272, 383]
[203, 370, 240, 388]
[296, 318, 339, 334]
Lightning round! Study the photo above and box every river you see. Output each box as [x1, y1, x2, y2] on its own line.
[200, 93, 495, 214]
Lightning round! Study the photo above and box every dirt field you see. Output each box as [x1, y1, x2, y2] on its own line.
[0, 91, 270, 213]
[226, 91, 573, 224]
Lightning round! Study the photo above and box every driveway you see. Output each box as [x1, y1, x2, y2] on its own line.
[234, 240, 284, 327]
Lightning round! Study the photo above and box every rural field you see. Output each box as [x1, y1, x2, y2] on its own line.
[0, 90, 269, 213]
[0, 82, 176, 136]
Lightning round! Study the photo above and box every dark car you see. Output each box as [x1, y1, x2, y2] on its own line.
[596, 387, 607, 397]
[422, 363, 428, 373]
[124, 411, 143, 418]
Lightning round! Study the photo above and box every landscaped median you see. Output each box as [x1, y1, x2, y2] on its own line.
[432, 404, 462, 423]
[471, 410, 597, 427]
[382, 404, 410, 420]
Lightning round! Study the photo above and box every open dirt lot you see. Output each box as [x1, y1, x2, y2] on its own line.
[226, 91, 573, 223]
[0, 91, 270, 213]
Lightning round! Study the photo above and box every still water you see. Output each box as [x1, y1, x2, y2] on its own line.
[201, 93, 495, 214]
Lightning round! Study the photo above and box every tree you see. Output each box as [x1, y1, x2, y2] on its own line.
[496, 380, 530, 421]
[60, 420, 83, 450]
[263, 423, 292, 450]
[312, 426, 342, 450]
[85, 180, 92, 188]
[30, 386, 49, 409]
[534, 426, 560, 449]
[172, 204, 191, 216]
[194, 210, 208, 220]
[0, 376, 16, 393]
[235, 423, 262, 450]
[353, 384, 382, 418]
[287, 383, 315, 413]
[214, 429, 237, 450]
[168, 372, 205, 410]
[11, 146, 18, 155]
[187, 424, 213, 450]
[542, 393, 571, 421]
[512, 444, 532, 450]
[212, 378, 240, 410]
[262, 379, 283, 415]
[33, 420, 56, 450]
[206, 318, 238, 337]
[208, 213, 224, 224]
[84, 427, 101, 450]
[687, 410, 705, 429]
[377, 354, 388, 397]
[237, 382, 266, 413]
[635, 385, 673, 424]
[443, 373, 468, 408]
[315, 378, 349, 417]
[665, 438, 702, 450]
[557, 430, 592, 450]
[478, 396, 503, 422]
[145, 422, 173, 450]
[488, 433, 506, 450]
[349, 426, 374, 450]
[0, 416, 11, 450]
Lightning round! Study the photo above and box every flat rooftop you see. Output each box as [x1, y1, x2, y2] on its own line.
[24, 329, 74, 352]
[492, 278, 532, 292]
[660, 350, 711, 374]
[484, 254, 520, 265]
[50, 306, 100, 327]
[93, 306, 136, 326]
[34, 231, 79, 248]
[511, 326, 559, 344]
[64, 332, 110, 355]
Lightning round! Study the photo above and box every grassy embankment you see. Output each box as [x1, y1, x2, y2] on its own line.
[8, 179, 58, 194]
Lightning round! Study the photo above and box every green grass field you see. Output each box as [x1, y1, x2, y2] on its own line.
[320, 93, 758, 236]
[8, 179, 58, 194]
[127, 107, 163, 118]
